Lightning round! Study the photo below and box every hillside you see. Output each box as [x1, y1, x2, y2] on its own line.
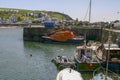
[0, 8, 73, 22]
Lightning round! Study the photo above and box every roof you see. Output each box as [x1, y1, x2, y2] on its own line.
[76, 46, 92, 49]
[104, 44, 119, 48]
[105, 48, 120, 50]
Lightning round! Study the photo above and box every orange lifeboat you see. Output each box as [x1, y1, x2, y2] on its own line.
[42, 29, 84, 44]
[50, 29, 76, 41]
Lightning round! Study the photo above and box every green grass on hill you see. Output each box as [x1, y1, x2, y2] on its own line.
[0, 7, 73, 21]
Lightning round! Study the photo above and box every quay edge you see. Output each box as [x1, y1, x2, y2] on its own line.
[23, 27, 120, 46]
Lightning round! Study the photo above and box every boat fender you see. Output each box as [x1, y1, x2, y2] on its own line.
[89, 63, 93, 68]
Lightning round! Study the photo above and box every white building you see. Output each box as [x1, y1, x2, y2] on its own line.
[0, 17, 6, 24]
[23, 18, 32, 24]
[9, 16, 18, 23]
[113, 22, 120, 29]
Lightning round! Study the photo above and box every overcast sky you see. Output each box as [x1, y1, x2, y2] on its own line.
[0, 0, 120, 22]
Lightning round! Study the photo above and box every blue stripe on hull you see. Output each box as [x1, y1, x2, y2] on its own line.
[42, 38, 84, 44]
[101, 63, 120, 73]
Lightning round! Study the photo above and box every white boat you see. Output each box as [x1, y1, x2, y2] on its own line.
[92, 20, 120, 80]
[74, 0, 100, 71]
[92, 67, 113, 80]
[74, 45, 100, 71]
[92, 72, 113, 80]
[92, 67, 120, 80]
[56, 68, 83, 80]
[96, 43, 120, 73]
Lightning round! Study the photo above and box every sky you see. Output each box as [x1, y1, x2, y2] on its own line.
[0, 0, 120, 22]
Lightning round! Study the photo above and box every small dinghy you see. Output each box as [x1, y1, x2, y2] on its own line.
[56, 68, 83, 80]
[51, 56, 75, 70]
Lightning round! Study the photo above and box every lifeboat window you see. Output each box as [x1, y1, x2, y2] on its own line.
[55, 33, 64, 36]
[86, 50, 91, 56]
[87, 50, 90, 53]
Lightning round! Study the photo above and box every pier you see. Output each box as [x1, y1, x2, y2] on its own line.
[23, 27, 101, 42]
[23, 27, 120, 45]
[23, 27, 102, 42]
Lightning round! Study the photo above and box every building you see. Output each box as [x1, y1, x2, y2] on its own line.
[113, 22, 120, 29]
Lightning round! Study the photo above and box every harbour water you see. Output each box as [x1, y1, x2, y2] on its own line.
[0, 28, 78, 80]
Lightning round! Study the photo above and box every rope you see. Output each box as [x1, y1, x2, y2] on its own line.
[83, 4, 89, 21]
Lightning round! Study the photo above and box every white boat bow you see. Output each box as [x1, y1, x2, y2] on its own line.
[56, 68, 83, 80]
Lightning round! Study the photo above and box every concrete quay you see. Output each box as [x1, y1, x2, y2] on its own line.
[23, 27, 102, 42]
[23, 27, 120, 46]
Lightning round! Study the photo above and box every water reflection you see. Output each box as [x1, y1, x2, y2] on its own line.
[0, 28, 78, 80]
[24, 42, 77, 80]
